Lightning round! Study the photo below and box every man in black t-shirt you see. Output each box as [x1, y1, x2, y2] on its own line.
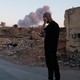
[40, 12, 60, 80]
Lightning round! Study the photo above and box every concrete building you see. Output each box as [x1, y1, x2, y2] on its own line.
[64, 7, 80, 52]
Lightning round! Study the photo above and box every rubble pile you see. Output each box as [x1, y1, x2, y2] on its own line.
[58, 51, 80, 69]
[0, 27, 45, 66]
[0, 27, 80, 69]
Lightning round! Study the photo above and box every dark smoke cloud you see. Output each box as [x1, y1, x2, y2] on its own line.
[18, 5, 51, 27]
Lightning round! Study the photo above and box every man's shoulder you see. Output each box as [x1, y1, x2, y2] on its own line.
[51, 21, 59, 28]
[53, 21, 59, 25]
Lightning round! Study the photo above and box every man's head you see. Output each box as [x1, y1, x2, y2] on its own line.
[43, 12, 52, 23]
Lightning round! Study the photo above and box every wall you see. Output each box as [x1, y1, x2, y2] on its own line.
[64, 7, 80, 52]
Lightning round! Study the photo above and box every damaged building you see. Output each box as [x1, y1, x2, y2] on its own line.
[64, 7, 80, 52]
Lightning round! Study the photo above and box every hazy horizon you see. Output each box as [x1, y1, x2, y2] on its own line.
[0, 0, 80, 27]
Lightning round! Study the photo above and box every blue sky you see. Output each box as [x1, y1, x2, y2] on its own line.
[0, 0, 80, 27]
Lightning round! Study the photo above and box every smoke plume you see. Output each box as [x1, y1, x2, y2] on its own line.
[18, 5, 51, 27]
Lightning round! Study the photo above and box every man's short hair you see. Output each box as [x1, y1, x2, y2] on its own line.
[43, 12, 51, 17]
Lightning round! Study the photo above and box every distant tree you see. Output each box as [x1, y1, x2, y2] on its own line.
[13, 24, 18, 28]
[1, 22, 6, 27]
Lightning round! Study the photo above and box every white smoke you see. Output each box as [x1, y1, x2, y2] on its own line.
[18, 5, 51, 27]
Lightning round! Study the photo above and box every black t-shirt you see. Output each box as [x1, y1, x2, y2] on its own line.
[44, 21, 59, 52]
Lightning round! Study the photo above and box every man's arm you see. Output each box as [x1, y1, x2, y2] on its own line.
[39, 17, 47, 37]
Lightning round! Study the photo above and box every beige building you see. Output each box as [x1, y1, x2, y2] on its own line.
[64, 7, 80, 52]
